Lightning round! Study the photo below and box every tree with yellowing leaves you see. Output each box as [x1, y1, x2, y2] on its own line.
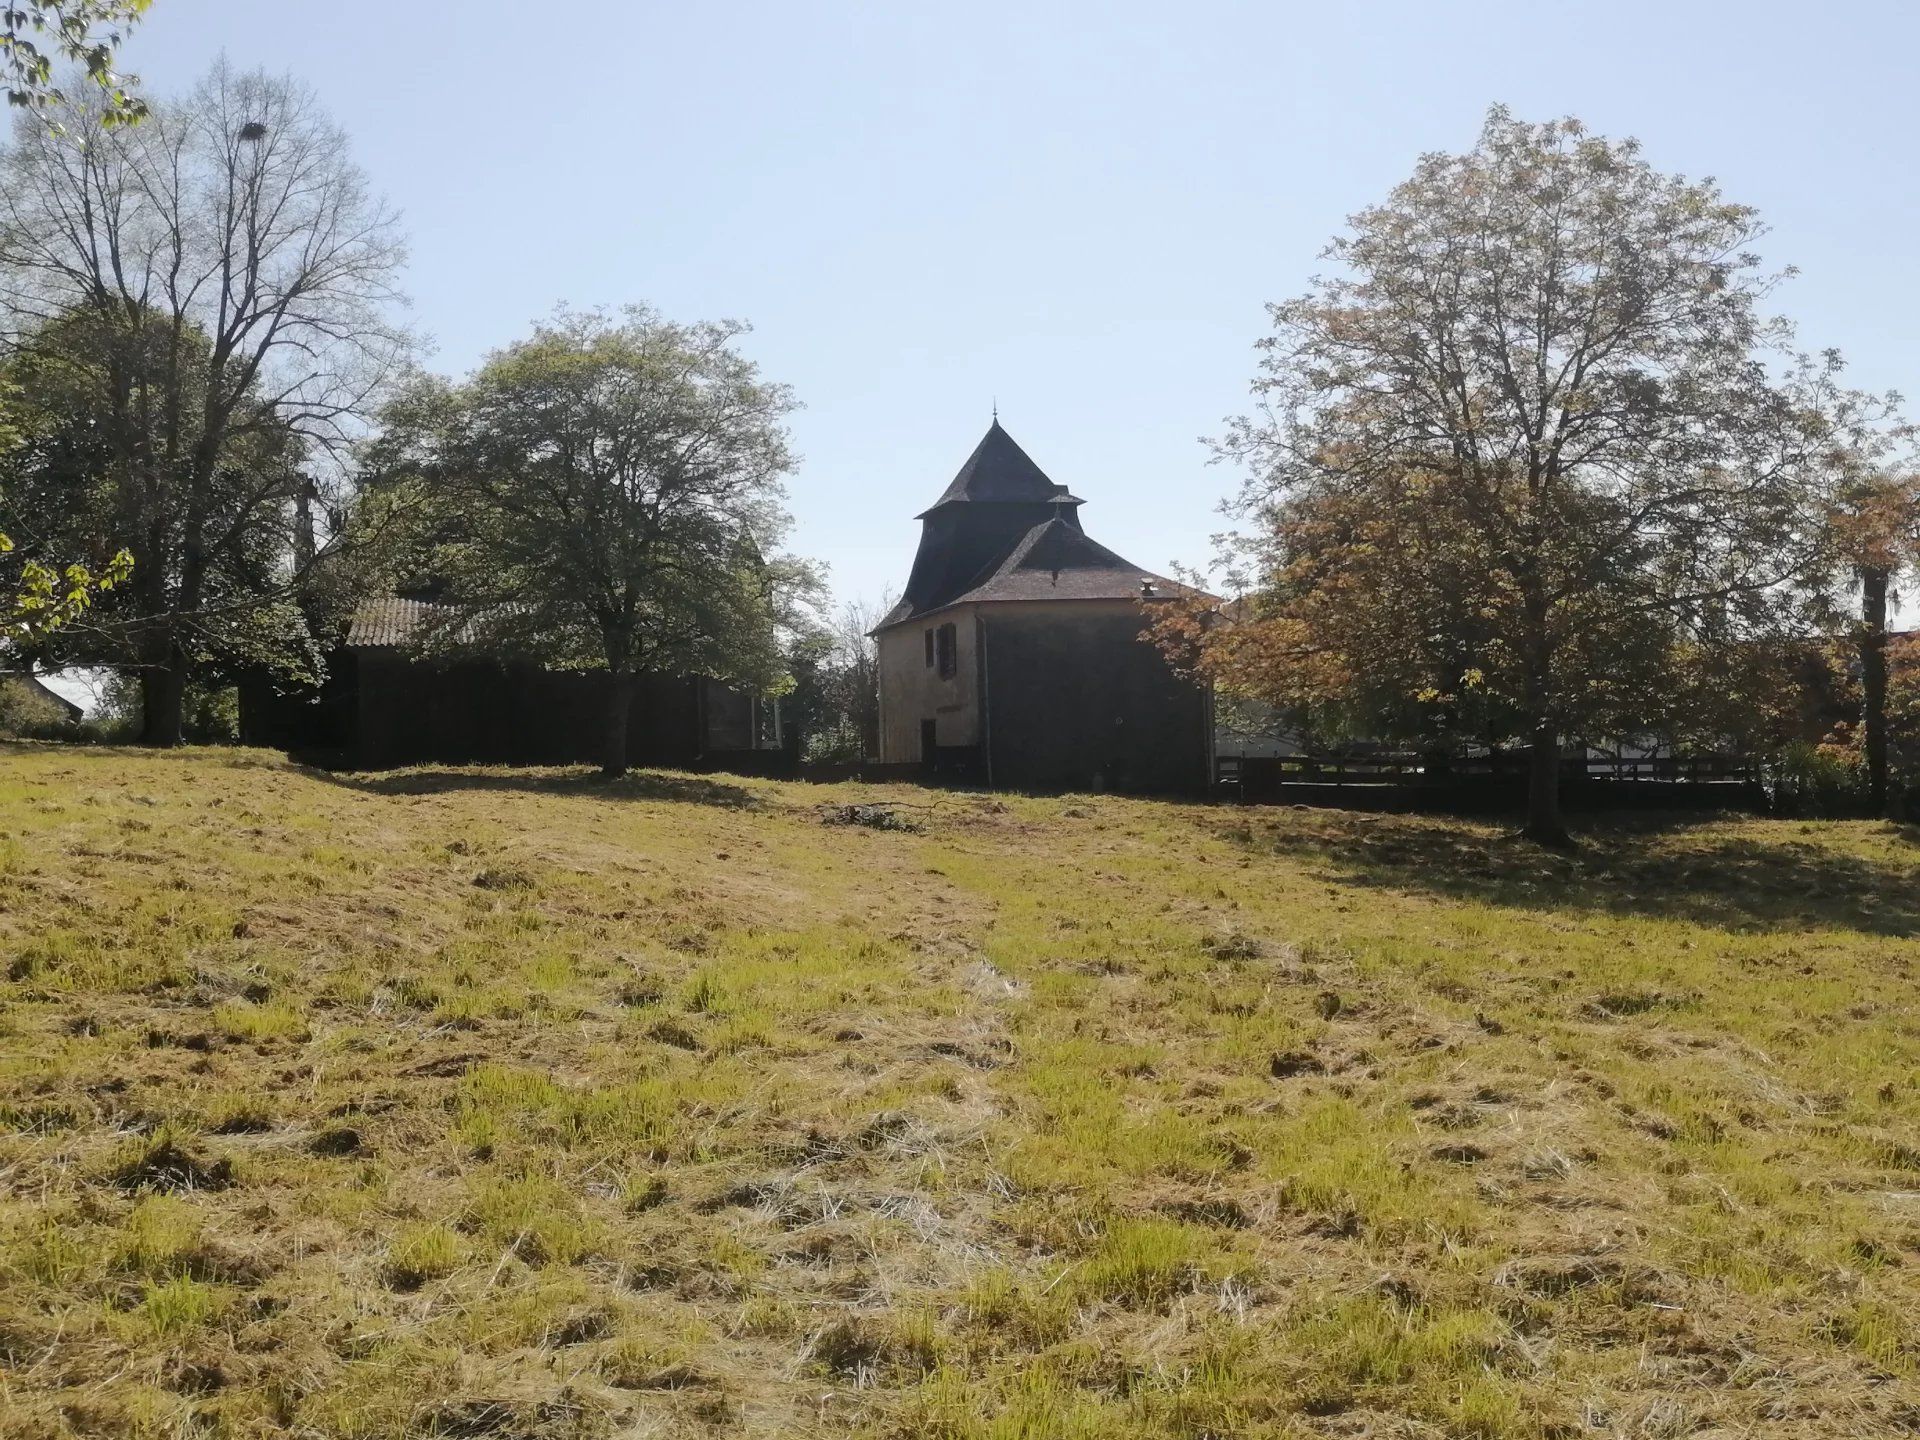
[1167, 108, 1894, 844]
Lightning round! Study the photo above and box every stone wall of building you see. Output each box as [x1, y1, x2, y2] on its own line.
[876, 610, 982, 762]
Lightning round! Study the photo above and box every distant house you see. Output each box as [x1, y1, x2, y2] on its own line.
[0, 673, 84, 728]
[872, 421, 1212, 793]
[240, 596, 785, 769]
[24, 674, 83, 724]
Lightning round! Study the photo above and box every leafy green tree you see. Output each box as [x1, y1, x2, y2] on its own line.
[0, 0, 142, 654]
[1179, 108, 1892, 844]
[1888, 633, 1920, 809]
[1, 309, 321, 690]
[0, 527, 130, 646]
[0, 377, 127, 651]
[368, 306, 814, 777]
[0, 61, 409, 742]
[1, 0, 147, 125]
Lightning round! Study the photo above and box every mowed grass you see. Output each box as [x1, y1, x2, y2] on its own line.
[1, 746, 1918, 1439]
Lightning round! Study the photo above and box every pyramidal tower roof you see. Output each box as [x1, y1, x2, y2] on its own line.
[920, 419, 1082, 515]
[876, 420, 1199, 632]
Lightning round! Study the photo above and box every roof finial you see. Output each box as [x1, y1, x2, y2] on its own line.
[991, 396, 998, 424]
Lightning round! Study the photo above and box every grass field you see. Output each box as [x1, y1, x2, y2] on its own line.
[2, 745, 1918, 1438]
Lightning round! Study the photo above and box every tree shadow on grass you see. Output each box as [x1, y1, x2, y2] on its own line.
[4, 741, 769, 811]
[1, 741, 299, 774]
[1236, 810, 1920, 938]
[316, 765, 764, 811]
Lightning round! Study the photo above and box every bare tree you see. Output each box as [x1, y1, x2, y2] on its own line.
[791, 593, 887, 763]
[0, 60, 408, 742]
[829, 594, 885, 761]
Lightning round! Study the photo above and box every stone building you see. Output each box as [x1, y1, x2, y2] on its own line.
[872, 421, 1212, 793]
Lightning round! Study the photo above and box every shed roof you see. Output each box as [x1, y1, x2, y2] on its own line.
[15, 674, 82, 723]
[346, 595, 484, 649]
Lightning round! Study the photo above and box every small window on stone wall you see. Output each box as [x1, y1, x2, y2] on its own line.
[924, 629, 934, 667]
[936, 623, 957, 679]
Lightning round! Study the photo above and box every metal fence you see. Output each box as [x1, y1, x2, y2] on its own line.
[1219, 751, 1757, 786]
[1218, 751, 1766, 812]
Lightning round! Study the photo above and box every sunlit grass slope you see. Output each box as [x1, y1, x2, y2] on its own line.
[1, 744, 1917, 1438]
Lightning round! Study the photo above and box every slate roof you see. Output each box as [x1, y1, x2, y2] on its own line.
[875, 420, 1206, 632]
[920, 420, 1084, 515]
[946, 516, 1192, 606]
[873, 595, 922, 632]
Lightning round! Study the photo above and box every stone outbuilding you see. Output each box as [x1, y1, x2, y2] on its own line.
[872, 421, 1212, 793]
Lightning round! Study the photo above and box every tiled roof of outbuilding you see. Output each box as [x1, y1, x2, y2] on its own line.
[17, 674, 82, 722]
[346, 596, 479, 649]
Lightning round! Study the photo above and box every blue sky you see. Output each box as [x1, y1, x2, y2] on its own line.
[118, 0, 1920, 617]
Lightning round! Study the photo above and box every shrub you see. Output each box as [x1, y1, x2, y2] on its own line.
[89, 672, 241, 743]
[1764, 739, 1868, 817]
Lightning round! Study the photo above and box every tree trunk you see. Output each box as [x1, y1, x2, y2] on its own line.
[1522, 721, 1571, 847]
[140, 661, 185, 747]
[601, 670, 635, 778]
[138, 621, 186, 747]
[1862, 565, 1890, 817]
